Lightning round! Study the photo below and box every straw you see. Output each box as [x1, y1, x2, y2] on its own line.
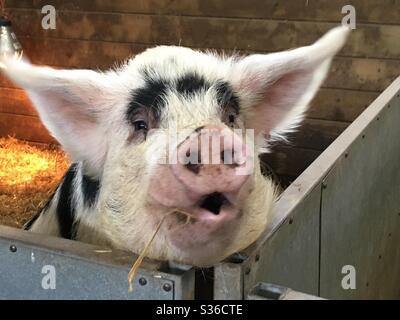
[127, 209, 196, 292]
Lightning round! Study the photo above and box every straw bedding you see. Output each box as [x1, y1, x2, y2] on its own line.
[0, 137, 68, 228]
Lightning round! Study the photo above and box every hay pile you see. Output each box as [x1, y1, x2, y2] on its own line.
[0, 137, 68, 228]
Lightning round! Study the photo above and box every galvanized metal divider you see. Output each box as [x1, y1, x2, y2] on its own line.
[215, 76, 400, 300]
[319, 79, 400, 299]
[247, 283, 324, 300]
[0, 225, 195, 299]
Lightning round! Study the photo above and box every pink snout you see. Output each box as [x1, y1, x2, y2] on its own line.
[149, 125, 253, 223]
[172, 125, 251, 198]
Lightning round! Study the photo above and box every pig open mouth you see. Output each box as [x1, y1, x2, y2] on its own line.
[0, 26, 349, 267]
[198, 192, 231, 215]
[167, 191, 239, 238]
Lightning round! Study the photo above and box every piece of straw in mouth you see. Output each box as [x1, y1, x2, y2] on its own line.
[127, 209, 196, 292]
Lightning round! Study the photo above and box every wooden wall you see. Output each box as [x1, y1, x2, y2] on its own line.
[1, 0, 399, 185]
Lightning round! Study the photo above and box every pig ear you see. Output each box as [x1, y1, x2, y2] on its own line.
[0, 58, 119, 174]
[232, 26, 349, 142]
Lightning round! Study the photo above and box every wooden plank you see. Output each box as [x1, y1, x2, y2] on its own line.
[289, 119, 349, 151]
[309, 88, 379, 122]
[0, 88, 38, 116]
[326, 57, 400, 92]
[6, 0, 400, 25]
[177, 20, 400, 60]
[8, 9, 181, 47]
[0, 113, 55, 144]
[262, 146, 321, 178]
[19, 36, 149, 69]
[6, 8, 400, 60]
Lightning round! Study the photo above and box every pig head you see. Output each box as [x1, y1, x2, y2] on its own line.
[0, 27, 349, 266]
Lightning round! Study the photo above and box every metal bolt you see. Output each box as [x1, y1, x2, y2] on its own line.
[245, 267, 251, 275]
[9, 245, 17, 253]
[255, 254, 260, 262]
[322, 183, 327, 189]
[138, 277, 147, 286]
[163, 283, 172, 292]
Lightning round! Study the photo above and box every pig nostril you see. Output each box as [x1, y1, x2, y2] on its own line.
[221, 149, 239, 167]
[185, 163, 201, 174]
[221, 149, 234, 165]
[185, 149, 202, 174]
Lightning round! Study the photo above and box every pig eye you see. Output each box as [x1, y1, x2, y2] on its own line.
[133, 120, 148, 132]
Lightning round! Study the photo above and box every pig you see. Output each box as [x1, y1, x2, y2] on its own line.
[0, 27, 349, 267]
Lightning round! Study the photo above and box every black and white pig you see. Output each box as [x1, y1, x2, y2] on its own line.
[0, 27, 348, 266]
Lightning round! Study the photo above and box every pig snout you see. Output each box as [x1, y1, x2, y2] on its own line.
[149, 125, 253, 222]
[171, 125, 251, 197]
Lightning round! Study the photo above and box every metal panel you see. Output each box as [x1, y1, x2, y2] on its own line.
[214, 262, 243, 300]
[0, 226, 195, 300]
[241, 184, 322, 297]
[247, 283, 324, 300]
[320, 81, 400, 299]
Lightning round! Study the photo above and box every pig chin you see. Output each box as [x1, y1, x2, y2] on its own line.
[147, 194, 249, 267]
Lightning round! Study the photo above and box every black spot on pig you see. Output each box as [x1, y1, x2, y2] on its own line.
[127, 75, 167, 124]
[57, 163, 78, 239]
[176, 73, 209, 96]
[81, 174, 100, 208]
[127, 70, 239, 128]
[215, 81, 239, 114]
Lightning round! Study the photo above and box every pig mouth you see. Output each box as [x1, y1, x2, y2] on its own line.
[149, 189, 239, 229]
[172, 191, 239, 225]
[198, 192, 230, 215]
[164, 190, 240, 238]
